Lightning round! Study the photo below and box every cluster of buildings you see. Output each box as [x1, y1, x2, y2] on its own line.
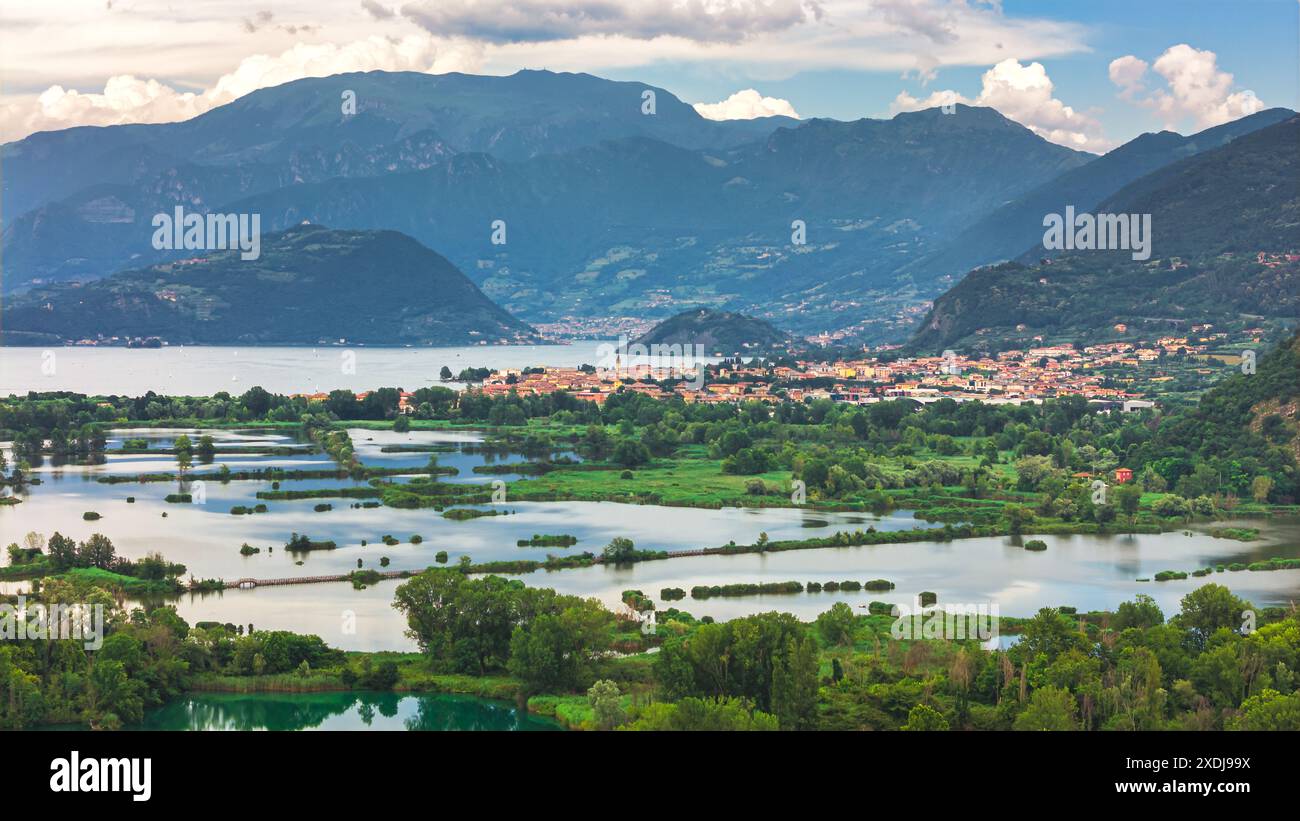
[462, 336, 1208, 410]
[275, 327, 1264, 415]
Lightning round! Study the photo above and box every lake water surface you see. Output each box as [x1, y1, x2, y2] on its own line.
[43, 691, 561, 731]
[1, 342, 718, 396]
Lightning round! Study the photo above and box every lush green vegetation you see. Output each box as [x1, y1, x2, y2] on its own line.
[1, 532, 187, 595]
[517, 534, 579, 548]
[381, 573, 1300, 731]
[6, 568, 1298, 732]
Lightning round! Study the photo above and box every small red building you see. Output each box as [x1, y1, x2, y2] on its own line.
[1114, 468, 1133, 484]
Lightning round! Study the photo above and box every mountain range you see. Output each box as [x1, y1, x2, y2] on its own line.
[2, 70, 1091, 336]
[909, 116, 1300, 353]
[2, 69, 1295, 346]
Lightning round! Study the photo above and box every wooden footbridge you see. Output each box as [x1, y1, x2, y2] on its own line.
[219, 569, 412, 590]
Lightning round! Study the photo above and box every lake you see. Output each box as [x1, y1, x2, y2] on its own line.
[0, 342, 718, 396]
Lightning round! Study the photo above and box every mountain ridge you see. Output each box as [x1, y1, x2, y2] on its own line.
[908, 116, 1300, 353]
[1, 224, 539, 346]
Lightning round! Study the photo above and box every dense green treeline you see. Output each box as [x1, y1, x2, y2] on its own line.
[5, 567, 1298, 731]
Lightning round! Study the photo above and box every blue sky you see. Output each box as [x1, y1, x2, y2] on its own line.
[2, 0, 1295, 151]
[603, 0, 1298, 151]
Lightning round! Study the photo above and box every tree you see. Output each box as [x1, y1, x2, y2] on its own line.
[174, 434, 192, 473]
[508, 599, 613, 692]
[578, 424, 613, 459]
[1013, 685, 1078, 730]
[1018, 608, 1085, 663]
[587, 680, 626, 730]
[901, 703, 950, 731]
[392, 570, 522, 674]
[47, 532, 78, 570]
[193, 435, 216, 463]
[1113, 594, 1164, 631]
[1115, 482, 1142, 527]
[239, 385, 273, 417]
[1251, 475, 1274, 504]
[611, 438, 650, 468]
[439, 366, 453, 381]
[393, 415, 411, 433]
[602, 537, 636, 564]
[1002, 504, 1035, 535]
[1230, 689, 1300, 730]
[87, 659, 145, 726]
[1014, 455, 1057, 491]
[79, 534, 117, 570]
[771, 635, 819, 730]
[815, 602, 856, 647]
[1178, 584, 1250, 647]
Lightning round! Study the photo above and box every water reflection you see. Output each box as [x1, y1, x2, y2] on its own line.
[124, 691, 562, 731]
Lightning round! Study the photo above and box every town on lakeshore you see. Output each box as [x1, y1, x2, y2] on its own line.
[406, 326, 1263, 410]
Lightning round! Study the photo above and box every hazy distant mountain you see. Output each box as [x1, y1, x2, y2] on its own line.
[897, 108, 1294, 285]
[2, 70, 795, 219]
[1, 75, 1094, 337]
[633, 309, 796, 355]
[1, 225, 539, 346]
[909, 116, 1300, 353]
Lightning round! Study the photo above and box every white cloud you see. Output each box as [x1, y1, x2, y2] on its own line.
[872, 0, 958, 44]
[1107, 55, 1147, 99]
[0, 0, 1090, 142]
[1109, 44, 1265, 129]
[891, 58, 1110, 151]
[694, 89, 800, 120]
[1, 34, 482, 142]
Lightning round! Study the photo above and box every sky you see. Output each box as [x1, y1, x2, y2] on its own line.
[0, 0, 1295, 152]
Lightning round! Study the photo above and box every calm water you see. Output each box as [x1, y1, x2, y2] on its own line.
[43, 692, 560, 731]
[5, 426, 1300, 651]
[0, 342, 718, 395]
